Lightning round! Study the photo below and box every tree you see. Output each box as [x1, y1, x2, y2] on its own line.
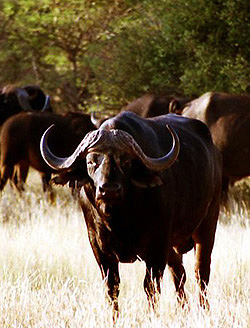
[0, 0, 249, 112]
[0, 0, 133, 111]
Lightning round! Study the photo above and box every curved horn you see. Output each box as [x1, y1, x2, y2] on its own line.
[90, 112, 100, 127]
[16, 88, 32, 111]
[90, 111, 108, 128]
[168, 99, 178, 113]
[116, 125, 180, 172]
[40, 125, 102, 170]
[41, 95, 51, 112]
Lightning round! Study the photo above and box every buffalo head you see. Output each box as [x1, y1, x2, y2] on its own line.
[40, 125, 179, 218]
[22, 85, 51, 112]
[0, 85, 52, 125]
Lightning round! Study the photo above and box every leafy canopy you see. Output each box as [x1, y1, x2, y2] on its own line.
[0, 0, 249, 112]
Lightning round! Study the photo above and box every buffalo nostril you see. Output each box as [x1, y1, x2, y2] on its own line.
[99, 186, 105, 194]
[98, 183, 122, 198]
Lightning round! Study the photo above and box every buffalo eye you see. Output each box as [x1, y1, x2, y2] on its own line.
[117, 155, 132, 172]
[86, 153, 101, 171]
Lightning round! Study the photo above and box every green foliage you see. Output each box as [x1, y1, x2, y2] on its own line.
[0, 0, 249, 112]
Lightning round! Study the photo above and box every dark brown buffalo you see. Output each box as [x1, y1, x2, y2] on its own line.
[170, 92, 250, 195]
[122, 93, 191, 117]
[40, 111, 222, 314]
[0, 111, 95, 199]
[0, 84, 52, 125]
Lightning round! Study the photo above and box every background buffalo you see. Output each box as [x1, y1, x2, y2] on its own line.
[170, 92, 250, 197]
[122, 93, 191, 117]
[0, 111, 96, 200]
[0, 84, 52, 125]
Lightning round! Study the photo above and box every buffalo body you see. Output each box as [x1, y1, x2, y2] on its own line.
[40, 111, 222, 312]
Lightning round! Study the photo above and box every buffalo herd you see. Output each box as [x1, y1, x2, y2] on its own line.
[0, 84, 249, 315]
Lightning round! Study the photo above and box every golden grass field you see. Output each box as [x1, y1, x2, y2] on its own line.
[0, 170, 249, 328]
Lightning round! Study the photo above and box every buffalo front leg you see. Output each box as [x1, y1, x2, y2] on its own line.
[13, 161, 29, 192]
[100, 262, 120, 315]
[168, 248, 187, 305]
[144, 260, 165, 308]
[89, 239, 120, 316]
[41, 173, 54, 203]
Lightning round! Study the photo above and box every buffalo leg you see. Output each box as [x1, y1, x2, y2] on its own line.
[168, 248, 187, 304]
[13, 161, 29, 192]
[144, 260, 165, 307]
[221, 176, 229, 203]
[194, 242, 214, 309]
[193, 203, 218, 309]
[88, 236, 120, 315]
[41, 173, 54, 202]
[98, 256, 120, 319]
[101, 262, 120, 315]
[0, 165, 14, 191]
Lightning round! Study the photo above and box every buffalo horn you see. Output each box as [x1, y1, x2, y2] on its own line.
[40, 125, 102, 170]
[41, 95, 51, 112]
[115, 125, 180, 171]
[90, 112, 101, 127]
[90, 111, 110, 128]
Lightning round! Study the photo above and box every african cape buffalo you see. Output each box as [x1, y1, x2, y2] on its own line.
[170, 92, 250, 195]
[122, 93, 191, 117]
[0, 84, 52, 125]
[40, 111, 222, 314]
[90, 94, 191, 128]
[0, 111, 95, 200]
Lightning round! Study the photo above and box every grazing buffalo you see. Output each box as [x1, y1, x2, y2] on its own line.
[40, 111, 222, 314]
[0, 111, 95, 199]
[122, 93, 191, 117]
[0, 84, 52, 125]
[170, 92, 250, 195]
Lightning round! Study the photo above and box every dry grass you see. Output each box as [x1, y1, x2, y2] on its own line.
[0, 171, 249, 328]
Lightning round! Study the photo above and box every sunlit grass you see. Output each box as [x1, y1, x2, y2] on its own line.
[0, 171, 249, 327]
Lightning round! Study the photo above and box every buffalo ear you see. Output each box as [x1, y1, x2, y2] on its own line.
[169, 99, 183, 114]
[131, 162, 164, 188]
[52, 172, 90, 187]
[131, 173, 163, 188]
[52, 161, 90, 187]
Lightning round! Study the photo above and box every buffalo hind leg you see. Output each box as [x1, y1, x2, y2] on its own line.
[221, 176, 229, 204]
[168, 248, 187, 305]
[194, 242, 214, 309]
[193, 202, 219, 309]
[0, 165, 14, 191]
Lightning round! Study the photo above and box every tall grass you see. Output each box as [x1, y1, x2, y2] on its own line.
[0, 171, 249, 328]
